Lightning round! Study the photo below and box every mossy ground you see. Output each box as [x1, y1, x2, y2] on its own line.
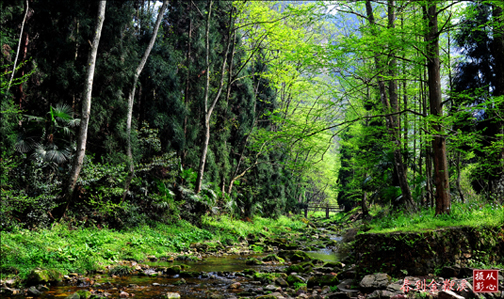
[0, 215, 306, 281]
[311, 201, 504, 234]
[365, 201, 504, 233]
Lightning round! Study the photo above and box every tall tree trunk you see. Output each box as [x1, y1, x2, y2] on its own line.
[6, 0, 29, 99]
[491, 4, 504, 197]
[195, 0, 214, 194]
[421, 57, 432, 206]
[123, 0, 168, 202]
[365, 0, 415, 210]
[362, 190, 369, 217]
[456, 151, 465, 203]
[64, 1, 106, 216]
[492, 4, 504, 99]
[423, 2, 451, 215]
[182, 12, 192, 167]
[195, 0, 232, 193]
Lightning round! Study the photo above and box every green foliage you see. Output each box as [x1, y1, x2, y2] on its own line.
[250, 244, 264, 253]
[367, 201, 504, 233]
[293, 282, 307, 291]
[0, 214, 303, 280]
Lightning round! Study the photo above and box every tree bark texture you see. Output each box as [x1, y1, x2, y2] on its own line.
[424, 2, 451, 215]
[66, 1, 106, 206]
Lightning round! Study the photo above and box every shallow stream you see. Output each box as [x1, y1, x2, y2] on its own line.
[35, 235, 343, 298]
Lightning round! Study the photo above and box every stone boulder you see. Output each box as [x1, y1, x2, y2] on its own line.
[278, 250, 312, 262]
[367, 289, 398, 299]
[27, 286, 42, 296]
[359, 273, 391, 290]
[326, 292, 351, 299]
[262, 254, 285, 263]
[438, 290, 465, 299]
[285, 262, 314, 274]
[162, 265, 182, 275]
[287, 274, 305, 284]
[27, 269, 63, 284]
[245, 257, 264, 265]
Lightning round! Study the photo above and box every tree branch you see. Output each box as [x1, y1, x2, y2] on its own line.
[299, 109, 426, 141]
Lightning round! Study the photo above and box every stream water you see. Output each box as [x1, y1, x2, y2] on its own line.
[32, 235, 343, 298]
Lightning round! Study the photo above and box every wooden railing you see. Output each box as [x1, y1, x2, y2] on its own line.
[304, 203, 344, 218]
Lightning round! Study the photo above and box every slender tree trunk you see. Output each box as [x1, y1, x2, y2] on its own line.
[6, 0, 29, 99]
[422, 61, 431, 206]
[195, 0, 214, 194]
[65, 1, 106, 215]
[362, 190, 369, 217]
[424, 2, 451, 215]
[492, 4, 504, 99]
[365, 0, 415, 210]
[456, 151, 465, 203]
[195, 0, 232, 193]
[182, 9, 192, 167]
[123, 0, 168, 202]
[491, 4, 504, 196]
[401, 16, 408, 163]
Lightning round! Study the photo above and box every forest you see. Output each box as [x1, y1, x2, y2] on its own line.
[1, 0, 504, 230]
[2, 1, 504, 297]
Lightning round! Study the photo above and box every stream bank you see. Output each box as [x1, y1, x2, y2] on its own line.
[352, 225, 504, 277]
[2, 215, 504, 299]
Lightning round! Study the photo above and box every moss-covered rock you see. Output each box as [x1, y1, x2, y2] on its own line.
[275, 277, 289, 287]
[28, 270, 51, 283]
[162, 265, 182, 275]
[278, 250, 311, 262]
[65, 293, 81, 299]
[285, 262, 314, 274]
[245, 258, 263, 265]
[262, 254, 285, 263]
[253, 272, 285, 283]
[323, 261, 343, 269]
[287, 274, 304, 284]
[246, 233, 261, 244]
[307, 274, 339, 287]
[76, 290, 92, 299]
[64, 290, 92, 299]
[242, 269, 257, 276]
[27, 269, 63, 284]
[173, 278, 186, 285]
[190, 242, 209, 252]
[265, 237, 286, 246]
[279, 242, 299, 250]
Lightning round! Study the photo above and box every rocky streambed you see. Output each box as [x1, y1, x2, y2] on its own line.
[1, 219, 503, 299]
[0, 227, 346, 299]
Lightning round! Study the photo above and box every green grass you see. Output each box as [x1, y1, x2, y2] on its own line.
[0, 215, 306, 281]
[201, 214, 306, 237]
[365, 201, 504, 233]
